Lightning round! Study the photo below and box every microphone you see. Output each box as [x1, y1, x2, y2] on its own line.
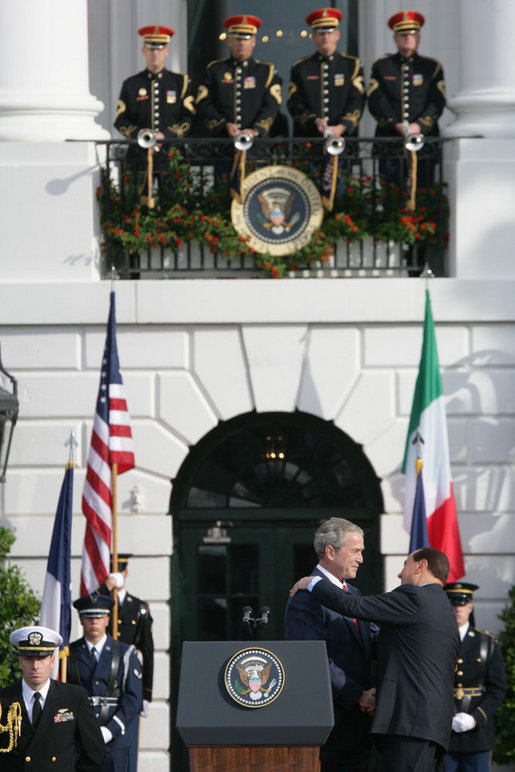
[257, 607, 271, 627]
[242, 606, 253, 627]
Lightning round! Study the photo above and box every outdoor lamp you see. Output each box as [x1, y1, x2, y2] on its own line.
[0, 347, 19, 483]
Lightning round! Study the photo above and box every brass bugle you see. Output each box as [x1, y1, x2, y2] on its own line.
[403, 126, 424, 152]
[324, 129, 345, 156]
[234, 131, 253, 151]
[137, 128, 157, 149]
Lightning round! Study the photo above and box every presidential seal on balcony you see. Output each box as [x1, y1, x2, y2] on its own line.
[231, 166, 324, 256]
[224, 647, 285, 708]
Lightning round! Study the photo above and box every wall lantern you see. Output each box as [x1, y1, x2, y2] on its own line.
[0, 347, 19, 483]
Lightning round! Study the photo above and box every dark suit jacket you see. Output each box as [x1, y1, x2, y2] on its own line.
[311, 579, 459, 750]
[0, 679, 105, 771]
[285, 567, 376, 752]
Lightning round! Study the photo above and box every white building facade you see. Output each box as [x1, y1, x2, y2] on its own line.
[0, 1, 514, 769]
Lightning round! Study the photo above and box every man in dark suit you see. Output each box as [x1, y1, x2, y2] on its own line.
[68, 595, 143, 772]
[285, 517, 377, 772]
[444, 582, 506, 772]
[0, 625, 105, 770]
[290, 547, 459, 772]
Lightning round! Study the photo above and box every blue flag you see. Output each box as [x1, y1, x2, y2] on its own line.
[409, 468, 430, 552]
[40, 462, 74, 675]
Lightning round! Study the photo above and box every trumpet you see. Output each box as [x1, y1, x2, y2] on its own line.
[323, 129, 345, 156]
[137, 128, 157, 149]
[402, 125, 424, 152]
[233, 131, 254, 151]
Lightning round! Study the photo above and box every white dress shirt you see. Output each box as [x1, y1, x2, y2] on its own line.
[22, 677, 51, 722]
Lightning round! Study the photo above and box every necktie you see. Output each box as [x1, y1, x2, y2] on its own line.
[90, 646, 97, 666]
[32, 692, 42, 728]
[342, 585, 360, 632]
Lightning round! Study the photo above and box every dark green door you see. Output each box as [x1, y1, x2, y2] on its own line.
[179, 524, 316, 642]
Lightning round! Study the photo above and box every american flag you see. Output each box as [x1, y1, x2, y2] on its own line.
[80, 291, 135, 595]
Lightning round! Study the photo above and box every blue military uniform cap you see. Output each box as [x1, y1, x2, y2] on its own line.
[73, 594, 115, 617]
[10, 625, 62, 657]
[444, 582, 479, 606]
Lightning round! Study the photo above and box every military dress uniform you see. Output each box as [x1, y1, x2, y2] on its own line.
[0, 625, 105, 772]
[196, 56, 281, 138]
[444, 582, 507, 772]
[68, 634, 142, 772]
[288, 52, 365, 138]
[367, 51, 446, 139]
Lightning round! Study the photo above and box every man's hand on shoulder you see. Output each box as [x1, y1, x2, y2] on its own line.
[289, 576, 313, 596]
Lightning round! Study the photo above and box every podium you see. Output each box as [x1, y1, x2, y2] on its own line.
[176, 640, 333, 772]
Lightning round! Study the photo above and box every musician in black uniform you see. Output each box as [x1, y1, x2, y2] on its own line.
[68, 595, 143, 772]
[367, 10, 446, 186]
[444, 582, 507, 772]
[195, 14, 282, 141]
[114, 25, 195, 169]
[0, 625, 105, 771]
[288, 8, 365, 140]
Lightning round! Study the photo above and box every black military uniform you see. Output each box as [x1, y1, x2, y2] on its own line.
[195, 14, 281, 139]
[196, 57, 281, 138]
[289, 52, 365, 137]
[445, 583, 507, 772]
[367, 51, 446, 139]
[0, 625, 105, 771]
[115, 69, 195, 142]
[288, 7, 365, 138]
[114, 25, 194, 170]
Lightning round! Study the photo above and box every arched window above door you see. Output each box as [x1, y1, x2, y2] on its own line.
[171, 411, 383, 514]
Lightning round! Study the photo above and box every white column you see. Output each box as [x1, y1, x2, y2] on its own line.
[444, 0, 515, 137]
[0, 0, 108, 141]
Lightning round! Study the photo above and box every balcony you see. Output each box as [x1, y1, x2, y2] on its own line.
[98, 136, 447, 280]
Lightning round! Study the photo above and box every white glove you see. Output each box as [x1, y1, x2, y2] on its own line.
[452, 712, 477, 732]
[108, 572, 125, 589]
[140, 699, 150, 718]
[100, 726, 113, 743]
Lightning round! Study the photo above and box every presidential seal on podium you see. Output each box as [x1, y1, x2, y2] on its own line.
[231, 166, 324, 256]
[224, 647, 285, 708]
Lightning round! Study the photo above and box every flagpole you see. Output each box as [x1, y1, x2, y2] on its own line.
[111, 461, 119, 638]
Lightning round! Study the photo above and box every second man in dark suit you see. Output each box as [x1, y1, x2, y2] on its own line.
[290, 547, 459, 772]
[285, 517, 377, 772]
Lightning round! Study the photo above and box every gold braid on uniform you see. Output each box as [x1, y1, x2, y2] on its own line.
[418, 115, 435, 130]
[254, 117, 273, 134]
[119, 124, 138, 138]
[169, 122, 191, 138]
[342, 109, 361, 129]
[298, 112, 317, 128]
[115, 99, 127, 122]
[367, 78, 379, 98]
[0, 701, 22, 752]
[204, 118, 225, 131]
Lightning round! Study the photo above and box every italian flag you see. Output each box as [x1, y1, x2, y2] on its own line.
[402, 290, 464, 581]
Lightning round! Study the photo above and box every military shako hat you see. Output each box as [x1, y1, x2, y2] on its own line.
[224, 15, 262, 39]
[306, 8, 343, 31]
[388, 10, 425, 35]
[10, 626, 62, 657]
[138, 25, 174, 48]
[444, 582, 479, 606]
[73, 594, 115, 617]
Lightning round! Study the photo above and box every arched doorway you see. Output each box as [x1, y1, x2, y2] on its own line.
[170, 410, 383, 767]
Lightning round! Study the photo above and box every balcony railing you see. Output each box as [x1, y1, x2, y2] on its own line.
[97, 136, 447, 279]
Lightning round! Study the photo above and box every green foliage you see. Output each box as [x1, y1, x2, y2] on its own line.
[0, 526, 40, 687]
[493, 585, 515, 763]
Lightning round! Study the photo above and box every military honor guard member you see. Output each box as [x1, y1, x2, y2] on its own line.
[195, 14, 282, 140]
[114, 24, 195, 167]
[68, 595, 143, 772]
[367, 10, 446, 184]
[444, 582, 507, 772]
[95, 555, 154, 772]
[0, 625, 105, 771]
[288, 8, 365, 139]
